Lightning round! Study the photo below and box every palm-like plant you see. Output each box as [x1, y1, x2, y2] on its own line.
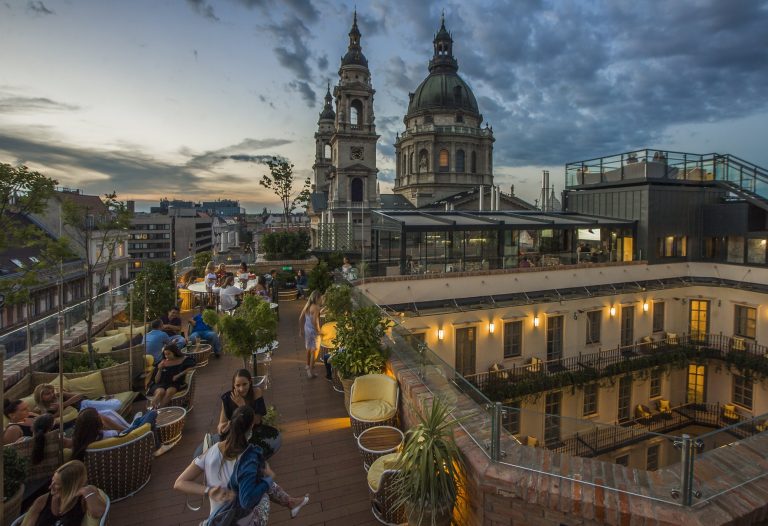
[392, 397, 465, 526]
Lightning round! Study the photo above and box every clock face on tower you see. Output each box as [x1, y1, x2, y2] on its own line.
[350, 146, 364, 160]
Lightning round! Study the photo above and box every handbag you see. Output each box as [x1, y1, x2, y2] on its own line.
[186, 433, 216, 512]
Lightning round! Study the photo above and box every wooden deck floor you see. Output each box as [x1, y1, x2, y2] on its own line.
[110, 300, 377, 526]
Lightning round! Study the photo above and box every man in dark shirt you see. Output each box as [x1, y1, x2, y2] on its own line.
[161, 306, 186, 346]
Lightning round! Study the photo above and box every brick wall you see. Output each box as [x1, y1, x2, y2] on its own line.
[389, 357, 768, 526]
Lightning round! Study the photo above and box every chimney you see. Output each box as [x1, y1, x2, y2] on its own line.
[127, 200, 135, 214]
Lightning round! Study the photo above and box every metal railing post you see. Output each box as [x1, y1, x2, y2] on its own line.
[490, 402, 502, 461]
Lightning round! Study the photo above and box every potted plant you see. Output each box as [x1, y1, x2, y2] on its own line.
[204, 295, 277, 374]
[322, 284, 352, 322]
[331, 305, 389, 411]
[392, 397, 465, 526]
[3, 447, 29, 526]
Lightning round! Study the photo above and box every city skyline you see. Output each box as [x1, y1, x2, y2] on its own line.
[1, 0, 767, 212]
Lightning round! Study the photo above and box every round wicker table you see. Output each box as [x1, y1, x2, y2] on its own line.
[357, 425, 404, 472]
[156, 406, 187, 447]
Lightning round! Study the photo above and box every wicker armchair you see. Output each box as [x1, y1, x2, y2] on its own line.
[84, 424, 154, 502]
[367, 453, 406, 525]
[183, 342, 212, 368]
[169, 369, 197, 412]
[349, 374, 399, 438]
[5, 431, 68, 490]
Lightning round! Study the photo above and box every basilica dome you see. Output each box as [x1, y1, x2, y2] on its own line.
[408, 72, 479, 115]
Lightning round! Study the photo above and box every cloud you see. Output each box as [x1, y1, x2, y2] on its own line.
[185, 138, 293, 171]
[0, 95, 79, 113]
[265, 15, 314, 81]
[287, 80, 316, 106]
[185, 0, 219, 21]
[27, 1, 53, 15]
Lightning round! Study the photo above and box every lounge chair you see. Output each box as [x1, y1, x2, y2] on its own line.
[349, 374, 399, 438]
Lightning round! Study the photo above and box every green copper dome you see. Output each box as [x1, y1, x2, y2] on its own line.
[408, 72, 479, 115]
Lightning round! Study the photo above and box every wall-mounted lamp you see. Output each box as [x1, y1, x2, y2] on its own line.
[609, 306, 617, 317]
[488, 322, 495, 334]
[533, 316, 540, 328]
[437, 328, 444, 340]
[643, 302, 649, 312]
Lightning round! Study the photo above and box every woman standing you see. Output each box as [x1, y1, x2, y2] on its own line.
[22, 460, 106, 525]
[174, 406, 308, 525]
[149, 343, 196, 409]
[298, 290, 322, 378]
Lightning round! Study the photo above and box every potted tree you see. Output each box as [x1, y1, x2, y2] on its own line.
[331, 305, 389, 411]
[322, 283, 352, 322]
[3, 447, 29, 526]
[392, 397, 465, 526]
[204, 295, 277, 374]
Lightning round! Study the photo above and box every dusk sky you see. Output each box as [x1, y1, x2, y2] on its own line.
[1, 0, 767, 212]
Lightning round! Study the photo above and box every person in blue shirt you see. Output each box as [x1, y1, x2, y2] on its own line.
[145, 319, 170, 364]
[188, 305, 221, 357]
[295, 269, 308, 299]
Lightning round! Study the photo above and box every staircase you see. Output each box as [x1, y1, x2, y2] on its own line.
[712, 154, 768, 211]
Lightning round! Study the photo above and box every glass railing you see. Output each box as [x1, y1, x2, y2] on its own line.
[350, 286, 768, 507]
[1, 257, 192, 367]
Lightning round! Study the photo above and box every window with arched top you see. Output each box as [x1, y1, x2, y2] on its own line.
[350, 99, 363, 126]
[456, 150, 465, 173]
[324, 144, 331, 160]
[439, 149, 449, 172]
[471, 151, 477, 174]
[351, 178, 363, 202]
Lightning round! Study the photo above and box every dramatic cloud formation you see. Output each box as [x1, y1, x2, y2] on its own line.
[184, 138, 293, 171]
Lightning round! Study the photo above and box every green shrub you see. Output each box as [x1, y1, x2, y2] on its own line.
[331, 306, 389, 378]
[134, 262, 176, 320]
[3, 447, 29, 497]
[323, 284, 352, 321]
[308, 261, 333, 294]
[193, 251, 213, 277]
[262, 231, 310, 260]
[64, 354, 119, 373]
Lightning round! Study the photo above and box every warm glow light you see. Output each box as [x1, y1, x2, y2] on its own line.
[609, 306, 616, 317]
[489, 322, 495, 334]
[437, 328, 444, 340]
[643, 302, 649, 312]
[533, 316, 540, 328]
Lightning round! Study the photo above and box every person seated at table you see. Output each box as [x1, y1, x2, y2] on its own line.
[238, 262, 250, 289]
[71, 407, 160, 462]
[161, 306, 187, 346]
[148, 344, 196, 409]
[204, 261, 217, 290]
[341, 256, 353, 275]
[215, 263, 228, 286]
[295, 269, 308, 299]
[22, 460, 107, 526]
[217, 369, 281, 458]
[268, 269, 279, 303]
[3, 398, 39, 444]
[145, 318, 171, 364]
[248, 274, 270, 299]
[188, 305, 222, 358]
[214, 274, 243, 312]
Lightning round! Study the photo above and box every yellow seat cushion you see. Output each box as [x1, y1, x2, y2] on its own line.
[118, 324, 146, 337]
[88, 423, 151, 450]
[367, 453, 400, 492]
[658, 399, 671, 413]
[350, 374, 398, 406]
[723, 404, 738, 419]
[81, 333, 128, 354]
[111, 391, 135, 408]
[350, 400, 396, 422]
[64, 371, 107, 399]
[105, 329, 122, 336]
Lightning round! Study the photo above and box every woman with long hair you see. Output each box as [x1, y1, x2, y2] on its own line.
[71, 407, 159, 461]
[149, 343, 195, 408]
[32, 383, 84, 417]
[175, 406, 308, 524]
[22, 460, 106, 526]
[298, 290, 322, 378]
[3, 398, 39, 444]
[217, 369, 280, 457]
[31, 414, 72, 465]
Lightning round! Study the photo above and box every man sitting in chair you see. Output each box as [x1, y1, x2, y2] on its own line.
[214, 274, 243, 313]
[188, 305, 222, 358]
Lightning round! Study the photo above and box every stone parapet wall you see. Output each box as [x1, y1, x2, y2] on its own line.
[389, 357, 768, 525]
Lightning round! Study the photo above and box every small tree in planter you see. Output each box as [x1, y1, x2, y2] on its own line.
[204, 295, 277, 373]
[331, 305, 389, 410]
[307, 261, 333, 294]
[3, 447, 29, 526]
[323, 284, 352, 322]
[134, 261, 176, 321]
[193, 250, 213, 278]
[392, 397, 466, 526]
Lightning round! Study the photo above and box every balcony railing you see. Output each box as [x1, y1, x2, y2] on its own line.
[466, 333, 767, 401]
